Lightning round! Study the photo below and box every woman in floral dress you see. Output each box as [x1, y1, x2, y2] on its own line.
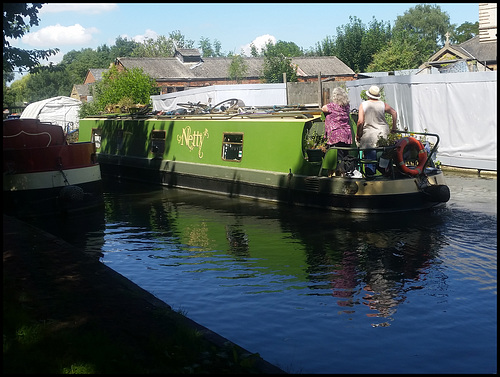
[321, 87, 352, 176]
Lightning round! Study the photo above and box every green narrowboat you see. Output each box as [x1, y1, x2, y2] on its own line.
[78, 106, 450, 213]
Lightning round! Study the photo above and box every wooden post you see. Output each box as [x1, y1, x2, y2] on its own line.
[323, 88, 330, 107]
[318, 72, 322, 107]
[283, 73, 288, 105]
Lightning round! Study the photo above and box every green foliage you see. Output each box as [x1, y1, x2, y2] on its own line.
[367, 34, 420, 71]
[61, 48, 108, 84]
[228, 55, 249, 83]
[78, 100, 103, 119]
[377, 132, 402, 147]
[262, 54, 297, 83]
[263, 40, 304, 57]
[24, 68, 74, 102]
[132, 31, 195, 57]
[132, 35, 176, 57]
[79, 66, 155, 116]
[260, 40, 301, 83]
[101, 66, 154, 104]
[111, 36, 140, 57]
[314, 36, 336, 56]
[393, 4, 451, 66]
[451, 21, 479, 43]
[329, 16, 391, 72]
[250, 43, 259, 57]
[3, 75, 28, 109]
[3, 3, 60, 74]
[305, 129, 327, 149]
[361, 18, 393, 65]
[334, 16, 365, 72]
[198, 37, 224, 57]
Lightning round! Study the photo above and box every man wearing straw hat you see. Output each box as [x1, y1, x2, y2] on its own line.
[355, 85, 397, 176]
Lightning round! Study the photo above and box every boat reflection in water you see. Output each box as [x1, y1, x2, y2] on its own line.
[99, 179, 448, 328]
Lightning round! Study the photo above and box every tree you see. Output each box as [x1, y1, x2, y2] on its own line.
[213, 39, 223, 57]
[61, 48, 111, 84]
[3, 3, 59, 74]
[263, 40, 303, 57]
[228, 55, 248, 83]
[24, 69, 73, 102]
[79, 65, 155, 117]
[4, 74, 32, 110]
[132, 35, 175, 57]
[249, 43, 259, 57]
[313, 36, 336, 56]
[367, 35, 420, 72]
[110, 36, 140, 59]
[132, 31, 195, 57]
[168, 30, 195, 49]
[451, 21, 479, 44]
[261, 40, 299, 83]
[393, 4, 451, 66]
[198, 37, 223, 57]
[360, 18, 392, 69]
[262, 54, 297, 83]
[334, 16, 365, 72]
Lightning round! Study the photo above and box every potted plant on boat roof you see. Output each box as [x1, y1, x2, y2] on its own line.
[305, 129, 327, 162]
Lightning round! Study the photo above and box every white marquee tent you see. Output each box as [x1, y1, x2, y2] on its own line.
[20, 96, 82, 133]
[346, 71, 497, 172]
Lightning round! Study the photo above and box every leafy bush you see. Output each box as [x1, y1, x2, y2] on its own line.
[79, 65, 155, 117]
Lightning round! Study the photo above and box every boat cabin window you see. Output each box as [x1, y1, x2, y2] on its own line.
[150, 130, 166, 156]
[91, 129, 101, 149]
[222, 133, 243, 161]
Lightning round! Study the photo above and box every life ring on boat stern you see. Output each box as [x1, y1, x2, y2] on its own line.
[394, 137, 427, 176]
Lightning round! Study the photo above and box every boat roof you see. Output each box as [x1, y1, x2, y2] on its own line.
[83, 105, 324, 122]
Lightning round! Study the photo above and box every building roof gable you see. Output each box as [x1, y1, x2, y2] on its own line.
[424, 35, 497, 67]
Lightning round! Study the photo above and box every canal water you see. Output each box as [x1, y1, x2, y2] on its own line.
[29, 171, 496, 373]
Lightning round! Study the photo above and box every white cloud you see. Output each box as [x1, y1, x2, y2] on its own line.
[22, 24, 99, 47]
[45, 50, 65, 65]
[240, 34, 276, 56]
[39, 3, 118, 15]
[120, 29, 160, 44]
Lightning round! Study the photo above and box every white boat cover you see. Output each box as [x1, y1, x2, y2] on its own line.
[21, 96, 82, 133]
[151, 83, 287, 112]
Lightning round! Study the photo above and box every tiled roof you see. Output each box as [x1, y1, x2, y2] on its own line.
[89, 68, 108, 81]
[116, 55, 355, 80]
[456, 35, 497, 62]
[73, 84, 91, 96]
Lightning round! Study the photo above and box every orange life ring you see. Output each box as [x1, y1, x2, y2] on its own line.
[394, 137, 427, 176]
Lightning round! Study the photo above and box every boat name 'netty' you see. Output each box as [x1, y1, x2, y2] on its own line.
[177, 126, 209, 158]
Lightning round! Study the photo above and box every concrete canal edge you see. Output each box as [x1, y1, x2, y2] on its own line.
[3, 214, 286, 374]
[441, 165, 496, 177]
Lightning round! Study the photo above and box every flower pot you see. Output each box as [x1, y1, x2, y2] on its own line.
[306, 149, 325, 162]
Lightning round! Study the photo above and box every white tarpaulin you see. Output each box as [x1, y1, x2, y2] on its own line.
[21, 96, 82, 133]
[151, 83, 286, 112]
[346, 72, 497, 171]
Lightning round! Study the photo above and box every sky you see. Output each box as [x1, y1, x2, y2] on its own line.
[9, 3, 480, 77]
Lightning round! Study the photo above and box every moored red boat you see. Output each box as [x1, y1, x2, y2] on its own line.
[3, 118, 103, 218]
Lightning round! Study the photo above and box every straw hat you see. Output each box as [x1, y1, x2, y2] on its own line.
[366, 85, 381, 100]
